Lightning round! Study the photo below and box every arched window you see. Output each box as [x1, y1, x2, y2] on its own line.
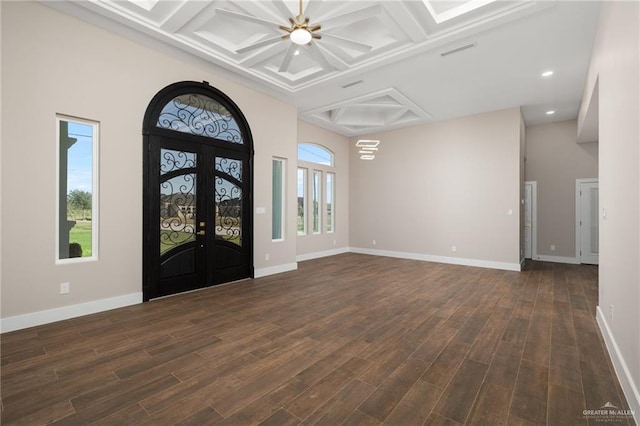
[297, 142, 335, 235]
[298, 143, 334, 166]
[156, 93, 243, 144]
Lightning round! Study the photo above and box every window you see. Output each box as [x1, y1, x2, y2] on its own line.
[298, 142, 336, 238]
[298, 143, 333, 166]
[57, 116, 99, 262]
[272, 158, 285, 240]
[157, 93, 243, 143]
[312, 170, 322, 234]
[326, 172, 335, 233]
[297, 168, 307, 235]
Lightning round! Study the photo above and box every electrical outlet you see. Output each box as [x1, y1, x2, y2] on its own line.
[372, 240, 376, 245]
[451, 246, 457, 253]
[333, 240, 337, 245]
[60, 282, 70, 295]
[550, 245, 556, 251]
[265, 253, 270, 261]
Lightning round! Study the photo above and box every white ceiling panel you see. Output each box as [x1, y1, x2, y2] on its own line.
[48, 0, 602, 136]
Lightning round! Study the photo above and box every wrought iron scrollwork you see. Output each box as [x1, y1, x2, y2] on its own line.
[160, 149, 196, 175]
[159, 148, 197, 254]
[157, 94, 243, 144]
[215, 177, 242, 246]
[215, 157, 242, 182]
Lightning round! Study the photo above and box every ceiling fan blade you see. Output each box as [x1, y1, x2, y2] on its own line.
[321, 5, 382, 30]
[278, 44, 297, 73]
[312, 33, 321, 40]
[215, 8, 283, 28]
[306, 42, 332, 70]
[272, 0, 294, 21]
[321, 33, 372, 53]
[303, 0, 324, 19]
[308, 24, 321, 32]
[236, 35, 285, 54]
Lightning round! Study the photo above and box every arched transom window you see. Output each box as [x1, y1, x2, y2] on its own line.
[157, 93, 243, 144]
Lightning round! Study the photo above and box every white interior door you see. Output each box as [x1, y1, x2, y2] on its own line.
[578, 180, 599, 265]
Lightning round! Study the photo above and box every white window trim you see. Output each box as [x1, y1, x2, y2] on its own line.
[326, 172, 335, 234]
[55, 114, 100, 264]
[272, 157, 286, 242]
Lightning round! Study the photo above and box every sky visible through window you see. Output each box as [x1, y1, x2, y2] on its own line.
[66, 122, 93, 194]
[298, 143, 333, 166]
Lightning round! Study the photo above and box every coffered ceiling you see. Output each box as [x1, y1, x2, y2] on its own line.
[49, 0, 601, 136]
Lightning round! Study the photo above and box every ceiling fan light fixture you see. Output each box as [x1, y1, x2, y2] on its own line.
[290, 28, 312, 45]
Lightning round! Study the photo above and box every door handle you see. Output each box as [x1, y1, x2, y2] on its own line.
[197, 230, 205, 236]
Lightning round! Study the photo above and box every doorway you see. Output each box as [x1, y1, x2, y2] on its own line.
[524, 181, 537, 259]
[143, 81, 253, 301]
[576, 178, 599, 265]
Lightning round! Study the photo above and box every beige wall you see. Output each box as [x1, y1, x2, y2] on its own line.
[296, 121, 350, 259]
[349, 107, 523, 269]
[525, 120, 598, 258]
[0, 2, 298, 322]
[582, 1, 640, 416]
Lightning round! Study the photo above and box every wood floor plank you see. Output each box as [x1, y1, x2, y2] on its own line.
[382, 380, 443, 425]
[358, 356, 430, 421]
[420, 340, 471, 388]
[286, 357, 368, 420]
[299, 379, 375, 425]
[510, 359, 549, 425]
[258, 408, 301, 426]
[547, 384, 588, 426]
[432, 358, 489, 424]
[549, 342, 582, 392]
[0, 256, 632, 426]
[465, 382, 510, 426]
[218, 377, 308, 425]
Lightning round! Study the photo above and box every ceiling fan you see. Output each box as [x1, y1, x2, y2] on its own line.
[215, 0, 379, 73]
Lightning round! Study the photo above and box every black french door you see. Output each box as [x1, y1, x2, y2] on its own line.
[143, 81, 253, 301]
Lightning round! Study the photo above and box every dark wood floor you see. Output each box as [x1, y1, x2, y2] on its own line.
[1, 254, 632, 425]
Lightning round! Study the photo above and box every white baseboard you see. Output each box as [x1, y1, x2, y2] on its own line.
[296, 247, 349, 262]
[533, 254, 580, 264]
[596, 306, 640, 424]
[254, 262, 297, 278]
[349, 247, 521, 272]
[0, 293, 142, 334]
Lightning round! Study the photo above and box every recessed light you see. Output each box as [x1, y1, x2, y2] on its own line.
[294, 49, 300, 56]
[541, 70, 554, 77]
[546, 110, 555, 115]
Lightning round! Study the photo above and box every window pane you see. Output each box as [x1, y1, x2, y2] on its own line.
[312, 170, 322, 234]
[326, 172, 335, 233]
[297, 168, 307, 235]
[298, 143, 333, 166]
[58, 117, 98, 261]
[157, 93, 243, 144]
[272, 159, 285, 240]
